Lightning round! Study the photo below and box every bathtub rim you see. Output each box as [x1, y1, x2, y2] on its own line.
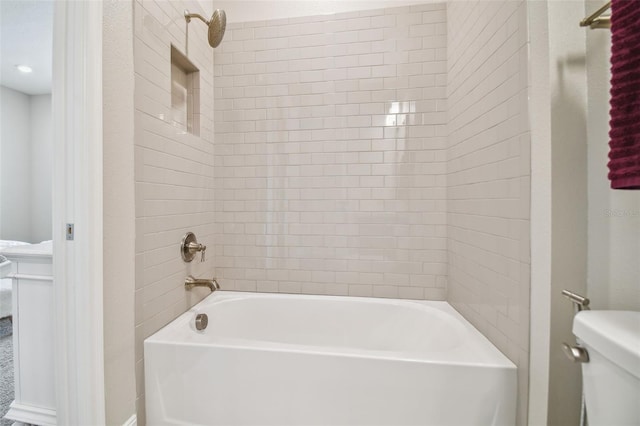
[145, 290, 516, 370]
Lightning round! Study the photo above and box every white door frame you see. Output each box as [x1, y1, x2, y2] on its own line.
[52, 1, 105, 424]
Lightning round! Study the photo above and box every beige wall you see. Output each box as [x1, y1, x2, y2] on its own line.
[103, 0, 137, 424]
[529, 1, 590, 425]
[543, 0, 640, 424]
[29, 94, 53, 243]
[528, 1, 639, 424]
[546, 2, 588, 425]
[528, 1, 552, 422]
[0, 86, 52, 244]
[0, 86, 30, 242]
[445, 1, 531, 425]
[132, 0, 216, 423]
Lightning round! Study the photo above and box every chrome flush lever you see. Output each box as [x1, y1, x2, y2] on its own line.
[562, 289, 590, 314]
[561, 289, 591, 364]
[562, 342, 590, 363]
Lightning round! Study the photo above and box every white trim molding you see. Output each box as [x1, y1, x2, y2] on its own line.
[52, 0, 105, 424]
[4, 402, 56, 426]
[528, 2, 552, 424]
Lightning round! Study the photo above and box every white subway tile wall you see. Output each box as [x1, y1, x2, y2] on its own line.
[213, 3, 448, 300]
[446, 1, 530, 425]
[130, 1, 532, 424]
[133, 0, 216, 423]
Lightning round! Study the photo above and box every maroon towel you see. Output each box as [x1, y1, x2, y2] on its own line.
[608, 0, 640, 189]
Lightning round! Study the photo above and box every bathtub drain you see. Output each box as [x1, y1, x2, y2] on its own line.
[195, 313, 208, 331]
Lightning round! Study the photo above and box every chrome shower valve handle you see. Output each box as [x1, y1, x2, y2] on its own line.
[187, 242, 206, 262]
[181, 232, 207, 262]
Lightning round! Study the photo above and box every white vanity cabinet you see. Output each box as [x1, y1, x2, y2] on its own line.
[1, 242, 56, 426]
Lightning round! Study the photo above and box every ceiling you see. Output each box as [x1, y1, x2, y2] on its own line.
[0, 0, 53, 95]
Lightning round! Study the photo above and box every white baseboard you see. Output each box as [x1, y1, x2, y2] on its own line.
[4, 401, 56, 426]
[123, 413, 137, 426]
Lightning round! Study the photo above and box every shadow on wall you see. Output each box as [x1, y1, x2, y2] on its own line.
[548, 54, 588, 426]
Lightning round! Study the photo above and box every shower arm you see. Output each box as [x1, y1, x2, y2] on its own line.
[184, 10, 209, 25]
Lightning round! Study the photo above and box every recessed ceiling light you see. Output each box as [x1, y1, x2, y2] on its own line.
[16, 65, 33, 73]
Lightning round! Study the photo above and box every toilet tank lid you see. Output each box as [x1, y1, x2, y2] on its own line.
[573, 311, 640, 378]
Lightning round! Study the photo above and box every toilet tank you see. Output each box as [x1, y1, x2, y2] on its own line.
[573, 311, 640, 426]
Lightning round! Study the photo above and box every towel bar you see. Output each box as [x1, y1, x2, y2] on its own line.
[580, 1, 611, 29]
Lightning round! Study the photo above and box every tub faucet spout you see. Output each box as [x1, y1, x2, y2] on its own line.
[185, 275, 220, 293]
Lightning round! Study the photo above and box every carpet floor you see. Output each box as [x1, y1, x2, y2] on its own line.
[0, 317, 14, 426]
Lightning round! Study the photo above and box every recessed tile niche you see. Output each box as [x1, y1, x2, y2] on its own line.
[170, 45, 200, 136]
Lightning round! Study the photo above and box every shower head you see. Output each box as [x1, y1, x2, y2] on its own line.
[184, 9, 227, 48]
[208, 9, 226, 48]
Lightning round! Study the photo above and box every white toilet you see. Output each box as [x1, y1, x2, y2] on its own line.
[573, 310, 640, 426]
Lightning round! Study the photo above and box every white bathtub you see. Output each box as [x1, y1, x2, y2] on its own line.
[145, 292, 516, 426]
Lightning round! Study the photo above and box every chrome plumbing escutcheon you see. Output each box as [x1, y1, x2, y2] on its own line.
[181, 232, 207, 262]
[562, 342, 589, 363]
[195, 313, 208, 331]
